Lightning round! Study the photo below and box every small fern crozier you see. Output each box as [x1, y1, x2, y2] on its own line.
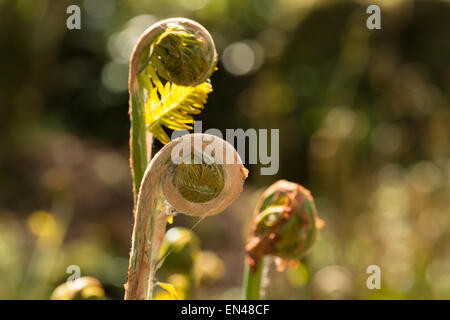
[151, 26, 211, 87]
[137, 23, 216, 145]
[128, 18, 218, 201]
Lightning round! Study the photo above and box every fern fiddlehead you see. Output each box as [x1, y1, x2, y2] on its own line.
[128, 17, 217, 201]
[125, 18, 245, 300]
[243, 180, 324, 299]
[125, 134, 247, 299]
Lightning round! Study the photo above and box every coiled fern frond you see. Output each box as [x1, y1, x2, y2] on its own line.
[125, 134, 247, 299]
[243, 180, 324, 300]
[125, 19, 246, 300]
[150, 25, 211, 86]
[129, 18, 217, 201]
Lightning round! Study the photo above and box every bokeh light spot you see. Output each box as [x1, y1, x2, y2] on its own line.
[222, 41, 264, 76]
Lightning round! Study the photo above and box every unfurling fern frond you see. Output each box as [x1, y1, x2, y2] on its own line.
[126, 19, 226, 300]
[128, 18, 217, 201]
[150, 25, 211, 87]
[243, 180, 324, 300]
[139, 72, 212, 144]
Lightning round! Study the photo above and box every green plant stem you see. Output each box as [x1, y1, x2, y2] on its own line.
[125, 146, 173, 300]
[130, 89, 150, 200]
[243, 258, 263, 300]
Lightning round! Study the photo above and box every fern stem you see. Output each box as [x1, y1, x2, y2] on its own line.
[243, 258, 263, 300]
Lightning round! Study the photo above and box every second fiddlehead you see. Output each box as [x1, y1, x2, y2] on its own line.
[243, 180, 324, 299]
[125, 134, 247, 300]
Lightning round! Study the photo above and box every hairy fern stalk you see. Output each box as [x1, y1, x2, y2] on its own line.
[125, 18, 246, 300]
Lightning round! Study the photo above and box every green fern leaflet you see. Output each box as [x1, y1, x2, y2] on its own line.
[139, 69, 212, 144]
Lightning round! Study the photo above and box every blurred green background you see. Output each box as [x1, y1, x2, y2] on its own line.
[0, 0, 449, 299]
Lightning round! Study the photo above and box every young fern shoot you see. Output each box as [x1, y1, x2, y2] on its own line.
[243, 180, 324, 299]
[128, 17, 217, 202]
[125, 18, 247, 300]
[125, 134, 247, 299]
